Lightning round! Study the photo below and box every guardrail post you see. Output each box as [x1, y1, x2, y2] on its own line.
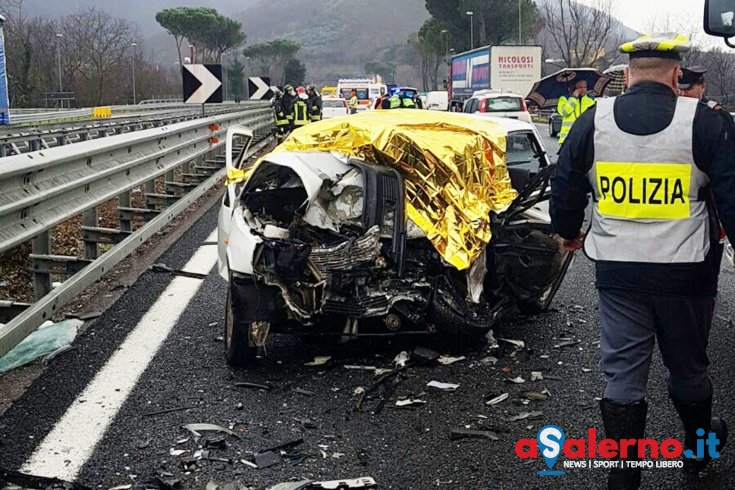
[31, 231, 51, 300]
[82, 208, 99, 259]
[118, 191, 132, 232]
[29, 139, 40, 153]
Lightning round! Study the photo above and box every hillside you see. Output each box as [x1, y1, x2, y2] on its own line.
[17, 0, 258, 31]
[234, 0, 429, 83]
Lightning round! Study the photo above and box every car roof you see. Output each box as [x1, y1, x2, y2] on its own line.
[472, 92, 523, 99]
[462, 113, 536, 132]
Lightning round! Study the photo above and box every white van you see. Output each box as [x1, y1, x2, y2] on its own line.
[425, 91, 449, 111]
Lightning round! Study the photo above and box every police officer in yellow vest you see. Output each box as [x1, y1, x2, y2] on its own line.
[292, 92, 310, 128]
[557, 80, 596, 145]
[551, 33, 735, 489]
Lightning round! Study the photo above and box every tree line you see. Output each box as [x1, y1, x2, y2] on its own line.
[3, 0, 178, 107]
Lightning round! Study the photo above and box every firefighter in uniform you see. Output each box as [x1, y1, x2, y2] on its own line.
[551, 33, 735, 489]
[282, 85, 296, 130]
[292, 92, 310, 129]
[306, 85, 322, 122]
[557, 79, 596, 145]
[270, 88, 290, 144]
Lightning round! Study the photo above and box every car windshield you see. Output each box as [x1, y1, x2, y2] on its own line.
[506, 131, 545, 172]
[323, 99, 346, 108]
[485, 97, 522, 112]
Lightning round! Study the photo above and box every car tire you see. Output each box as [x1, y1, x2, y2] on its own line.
[517, 252, 574, 314]
[224, 279, 258, 367]
[429, 278, 497, 339]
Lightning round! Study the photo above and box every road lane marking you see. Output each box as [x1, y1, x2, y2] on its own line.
[21, 230, 218, 481]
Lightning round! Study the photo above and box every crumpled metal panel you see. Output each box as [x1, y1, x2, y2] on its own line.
[272, 110, 517, 270]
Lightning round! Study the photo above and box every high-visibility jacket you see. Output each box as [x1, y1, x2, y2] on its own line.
[293, 99, 310, 127]
[282, 93, 295, 121]
[272, 98, 290, 127]
[389, 94, 401, 109]
[584, 96, 710, 263]
[401, 97, 416, 108]
[348, 95, 358, 110]
[307, 94, 322, 122]
[557, 94, 596, 144]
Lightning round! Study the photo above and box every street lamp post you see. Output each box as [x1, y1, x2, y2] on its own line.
[131, 42, 137, 105]
[244, 56, 250, 100]
[466, 11, 474, 50]
[441, 29, 449, 63]
[56, 33, 63, 93]
[222, 51, 228, 102]
[518, 0, 522, 44]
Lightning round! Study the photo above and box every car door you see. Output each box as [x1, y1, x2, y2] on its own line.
[217, 127, 254, 279]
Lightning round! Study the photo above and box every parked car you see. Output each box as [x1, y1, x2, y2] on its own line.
[549, 113, 562, 137]
[218, 112, 571, 366]
[321, 97, 349, 119]
[462, 91, 533, 123]
[426, 91, 449, 111]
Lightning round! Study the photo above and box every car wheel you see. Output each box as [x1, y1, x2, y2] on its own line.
[429, 278, 497, 339]
[517, 251, 574, 314]
[548, 119, 558, 138]
[224, 279, 258, 367]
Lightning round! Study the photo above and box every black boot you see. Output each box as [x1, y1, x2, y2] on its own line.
[599, 399, 648, 490]
[671, 395, 728, 474]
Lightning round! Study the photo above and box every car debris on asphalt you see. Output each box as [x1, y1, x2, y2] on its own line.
[234, 381, 272, 391]
[485, 393, 510, 406]
[437, 355, 466, 365]
[181, 423, 240, 440]
[426, 380, 460, 391]
[305, 356, 332, 366]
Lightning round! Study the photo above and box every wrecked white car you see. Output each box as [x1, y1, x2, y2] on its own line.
[218, 111, 571, 366]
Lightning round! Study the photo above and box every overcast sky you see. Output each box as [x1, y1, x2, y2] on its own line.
[577, 0, 704, 34]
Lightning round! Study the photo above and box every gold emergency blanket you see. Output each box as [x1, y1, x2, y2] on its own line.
[273, 110, 517, 270]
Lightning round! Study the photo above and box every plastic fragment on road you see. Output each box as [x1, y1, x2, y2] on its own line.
[427, 380, 459, 391]
[450, 428, 500, 441]
[241, 459, 258, 469]
[109, 485, 133, 490]
[485, 330, 499, 349]
[480, 356, 498, 366]
[437, 355, 466, 365]
[582, 368, 593, 373]
[169, 448, 189, 457]
[395, 398, 427, 408]
[485, 393, 510, 406]
[394, 351, 409, 368]
[305, 356, 332, 366]
[554, 339, 580, 348]
[523, 392, 549, 401]
[182, 423, 240, 439]
[530, 371, 544, 381]
[498, 338, 525, 349]
[294, 387, 315, 397]
[313, 477, 378, 488]
[505, 376, 525, 384]
[0, 318, 82, 373]
[412, 346, 440, 362]
[507, 411, 544, 422]
[254, 451, 280, 469]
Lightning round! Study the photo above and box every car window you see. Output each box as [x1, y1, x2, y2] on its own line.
[485, 97, 523, 112]
[506, 131, 546, 172]
[463, 98, 478, 113]
[323, 99, 346, 108]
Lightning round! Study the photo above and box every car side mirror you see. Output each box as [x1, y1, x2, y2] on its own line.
[705, 0, 735, 45]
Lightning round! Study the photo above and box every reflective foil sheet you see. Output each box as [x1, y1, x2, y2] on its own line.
[273, 110, 517, 270]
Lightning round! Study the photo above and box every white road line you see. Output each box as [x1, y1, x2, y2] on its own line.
[21, 231, 219, 481]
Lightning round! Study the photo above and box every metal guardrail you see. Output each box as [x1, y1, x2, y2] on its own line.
[0, 103, 267, 156]
[0, 106, 275, 358]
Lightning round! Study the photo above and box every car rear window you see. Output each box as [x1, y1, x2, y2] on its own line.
[485, 97, 523, 112]
[323, 99, 346, 108]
